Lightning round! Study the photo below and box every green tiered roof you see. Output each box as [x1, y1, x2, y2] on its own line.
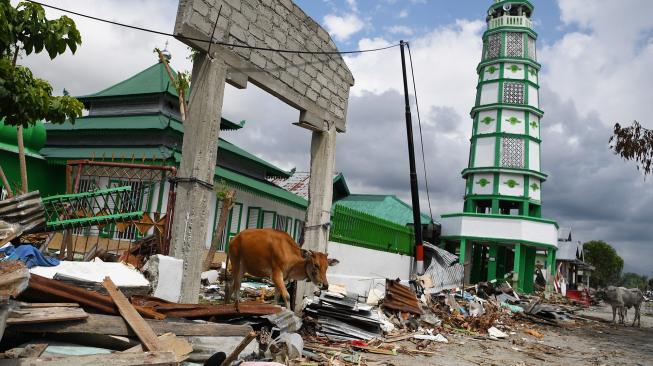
[80, 62, 182, 99]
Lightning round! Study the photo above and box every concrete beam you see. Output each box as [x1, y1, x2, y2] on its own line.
[169, 53, 228, 303]
[226, 70, 248, 90]
[294, 122, 336, 312]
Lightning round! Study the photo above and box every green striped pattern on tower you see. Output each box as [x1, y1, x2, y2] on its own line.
[463, 0, 544, 218]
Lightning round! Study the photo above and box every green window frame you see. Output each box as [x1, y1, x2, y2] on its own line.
[246, 207, 262, 229]
[294, 219, 304, 241]
[261, 210, 276, 229]
[285, 216, 293, 236]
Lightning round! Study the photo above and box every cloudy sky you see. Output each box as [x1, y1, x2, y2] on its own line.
[19, 0, 653, 275]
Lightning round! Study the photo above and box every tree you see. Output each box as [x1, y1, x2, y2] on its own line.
[610, 120, 653, 175]
[584, 240, 624, 288]
[620, 272, 648, 291]
[0, 0, 83, 193]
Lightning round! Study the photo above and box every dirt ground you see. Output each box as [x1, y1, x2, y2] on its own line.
[362, 304, 653, 366]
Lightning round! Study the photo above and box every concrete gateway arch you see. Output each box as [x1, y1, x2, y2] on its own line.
[170, 0, 354, 303]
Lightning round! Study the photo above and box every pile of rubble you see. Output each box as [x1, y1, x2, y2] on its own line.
[295, 277, 592, 365]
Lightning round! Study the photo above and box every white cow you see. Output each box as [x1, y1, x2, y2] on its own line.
[602, 286, 644, 327]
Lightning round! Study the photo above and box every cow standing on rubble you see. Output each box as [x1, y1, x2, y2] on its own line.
[227, 228, 339, 309]
[599, 286, 644, 327]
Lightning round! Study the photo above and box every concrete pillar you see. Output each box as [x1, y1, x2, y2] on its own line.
[294, 122, 336, 311]
[169, 53, 228, 303]
[487, 244, 498, 281]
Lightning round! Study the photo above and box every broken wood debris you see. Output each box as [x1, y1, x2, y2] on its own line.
[7, 304, 88, 325]
[24, 274, 165, 319]
[102, 276, 162, 351]
[0, 260, 29, 302]
[130, 294, 282, 318]
[12, 313, 253, 337]
[123, 332, 193, 362]
[15, 351, 178, 366]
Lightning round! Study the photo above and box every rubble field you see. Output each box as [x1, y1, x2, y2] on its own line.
[361, 305, 653, 366]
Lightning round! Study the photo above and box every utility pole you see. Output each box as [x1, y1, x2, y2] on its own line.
[399, 40, 424, 275]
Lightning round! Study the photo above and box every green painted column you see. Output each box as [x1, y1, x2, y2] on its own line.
[471, 243, 483, 283]
[491, 199, 499, 214]
[496, 246, 507, 279]
[487, 244, 498, 281]
[513, 243, 526, 291]
[459, 239, 467, 265]
[523, 246, 536, 293]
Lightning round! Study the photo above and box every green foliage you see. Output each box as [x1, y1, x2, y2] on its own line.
[214, 180, 231, 200]
[620, 272, 648, 291]
[584, 240, 624, 288]
[0, 0, 83, 127]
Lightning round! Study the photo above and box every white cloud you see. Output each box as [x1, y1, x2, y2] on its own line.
[398, 9, 408, 18]
[540, 0, 653, 126]
[344, 19, 485, 135]
[386, 25, 414, 36]
[323, 14, 365, 42]
[19, 0, 191, 96]
[345, 0, 358, 12]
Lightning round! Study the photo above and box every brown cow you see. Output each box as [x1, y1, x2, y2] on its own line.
[228, 228, 339, 309]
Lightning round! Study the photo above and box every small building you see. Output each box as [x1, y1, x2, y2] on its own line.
[554, 228, 592, 291]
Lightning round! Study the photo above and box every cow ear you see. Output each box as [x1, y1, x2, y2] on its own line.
[301, 249, 311, 259]
[328, 258, 340, 267]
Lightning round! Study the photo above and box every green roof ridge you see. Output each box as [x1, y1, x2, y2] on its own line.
[334, 194, 431, 225]
[79, 63, 179, 99]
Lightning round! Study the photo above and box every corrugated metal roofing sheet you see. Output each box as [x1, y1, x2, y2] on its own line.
[421, 243, 464, 294]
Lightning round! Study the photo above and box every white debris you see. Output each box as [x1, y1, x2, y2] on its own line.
[413, 334, 448, 343]
[31, 258, 149, 287]
[488, 326, 509, 339]
[201, 269, 219, 284]
[142, 255, 183, 302]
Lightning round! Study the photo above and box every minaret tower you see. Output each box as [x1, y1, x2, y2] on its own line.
[440, 0, 558, 293]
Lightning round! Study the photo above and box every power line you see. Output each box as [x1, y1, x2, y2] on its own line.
[406, 42, 434, 222]
[27, 0, 400, 56]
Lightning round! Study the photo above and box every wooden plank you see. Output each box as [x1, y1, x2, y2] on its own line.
[14, 302, 79, 308]
[12, 313, 253, 337]
[102, 277, 161, 351]
[16, 351, 177, 366]
[221, 331, 256, 366]
[7, 307, 88, 325]
[124, 333, 192, 362]
[19, 344, 47, 358]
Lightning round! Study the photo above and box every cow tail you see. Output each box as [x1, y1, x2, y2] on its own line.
[224, 235, 238, 304]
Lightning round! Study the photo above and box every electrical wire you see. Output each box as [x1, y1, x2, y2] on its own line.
[27, 0, 400, 55]
[406, 42, 434, 222]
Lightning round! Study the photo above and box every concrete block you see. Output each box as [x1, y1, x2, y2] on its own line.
[142, 255, 184, 303]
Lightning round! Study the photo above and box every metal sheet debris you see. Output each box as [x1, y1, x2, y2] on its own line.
[382, 279, 423, 315]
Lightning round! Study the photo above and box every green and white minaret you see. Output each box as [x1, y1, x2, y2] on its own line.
[440, 0, 558, 293]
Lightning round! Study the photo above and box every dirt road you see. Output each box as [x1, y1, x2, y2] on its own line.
[362, 304, 653, 366]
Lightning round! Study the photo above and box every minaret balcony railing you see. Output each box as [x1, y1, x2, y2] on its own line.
[488, 15, 532, 30]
